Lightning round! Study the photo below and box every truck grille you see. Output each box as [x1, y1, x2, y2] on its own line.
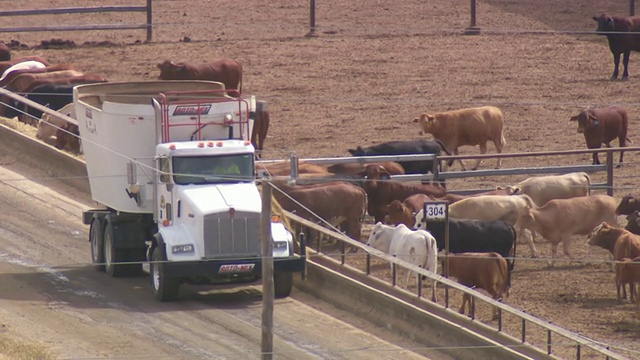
[203, 211, 261, 258]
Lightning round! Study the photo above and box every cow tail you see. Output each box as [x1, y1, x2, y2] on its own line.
[508, 224, 516, 271]
[433, 138, 451, 156]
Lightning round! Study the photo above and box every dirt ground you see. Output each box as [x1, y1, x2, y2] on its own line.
[1, 0, 640, 358]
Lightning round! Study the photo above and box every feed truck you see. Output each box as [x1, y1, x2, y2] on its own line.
[73, 81, 304, 301]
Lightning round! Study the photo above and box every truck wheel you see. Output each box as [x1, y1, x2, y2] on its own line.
[150, 247, 180, 301]
[103, 221, 134, 277]
[274, 272, 294, 298]
[90, 218, 105, 272]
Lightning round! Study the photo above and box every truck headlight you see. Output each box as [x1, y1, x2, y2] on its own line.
[172, 244, 194, 254]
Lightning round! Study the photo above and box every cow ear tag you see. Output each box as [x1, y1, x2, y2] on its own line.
[593, 120, 600, 125]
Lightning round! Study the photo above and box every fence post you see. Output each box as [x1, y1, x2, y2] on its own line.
[146, 0, 153, 42]
[464, 0, 480, 35]
[606, 151, 614, 197]
[306, 0, 317, 37]
[631, 0, 636, 16]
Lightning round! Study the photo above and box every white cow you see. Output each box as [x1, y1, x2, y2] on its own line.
[0, 60, 47, 83]
[499, 172, 591, 206]
[36, 103, 76, 142]
[366, 222, 438, 301]
[414, 194, 538, 257]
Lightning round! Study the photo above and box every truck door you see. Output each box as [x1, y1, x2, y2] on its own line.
[156, 157, 174, 226]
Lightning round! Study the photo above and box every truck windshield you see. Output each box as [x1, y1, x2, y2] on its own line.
[173, 154, 255, 185]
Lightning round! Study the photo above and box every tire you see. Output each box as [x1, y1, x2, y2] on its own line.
[150, 247, 180, 301]
[103, 221, 139, 277]
[274, 272, 294, 298]
[90, 217, 105, 272]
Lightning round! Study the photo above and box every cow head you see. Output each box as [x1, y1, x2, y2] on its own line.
[586, 222, 617, 248]
[413, 114, 436, 135]
[365, 222, 388, 250]
[157, 60, 177, 80]
[593, 14, 616, 33]
[625, 210, 640, 233]
[362, 164, 390, 191]
[496, 185, 520, 195]
[616, 195, 638, 215]
[347, 146, 366, 156]
[570, 110, 599, 134]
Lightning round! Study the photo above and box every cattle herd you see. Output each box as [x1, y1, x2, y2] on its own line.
[1, 11, 640, 317]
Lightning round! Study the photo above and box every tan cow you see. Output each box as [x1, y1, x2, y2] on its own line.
[499, 172, 591, 206]
[615, 257, 640, 302]
[413, 106, 505, 171]
[516, 195, 617, 266]
[36, 102, 76, 143]
[587, 222, 640, 300]
[443, 252, 510, 320]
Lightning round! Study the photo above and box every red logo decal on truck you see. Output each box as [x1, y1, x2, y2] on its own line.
[173, 105, 212, 116]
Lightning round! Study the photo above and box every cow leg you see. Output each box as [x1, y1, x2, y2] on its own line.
[459, 293, 470, 315]
[561, 237, 573, 261]
[472, 143, 487, 170]
[453, 148, 467, 171]
[592, 151, 600, 165]
[622, 50, 631, 80]
[519, 228, 538, 258]
[548, 241, 560, 267]
[611, 52, 621, 80]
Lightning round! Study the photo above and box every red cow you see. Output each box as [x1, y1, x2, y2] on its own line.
[362, 164, 446, 223]
[157, 59, 243, 97]
[593, 14, 640, 80]
[569, 106, 629, 166]
[55, 122, 81, 154]
[0, 56, 50, 75]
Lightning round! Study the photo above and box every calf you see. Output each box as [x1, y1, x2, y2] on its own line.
[615, 257, 640, 302]
[587, 222, 640, 300]
[570, 106, 629, 166]
[593, 14, 640, 80]
[362, 164, 446, 223]
[366, 222, 438, 301]
[157, 59, 243, 97]
[499, 172, 591, 206]
[271, 180, 367, 242]
[413, 106, 505, 171]
[615, 194, 640, 215]
[443, 252, 510, 320]
[517, 195, 617, 266]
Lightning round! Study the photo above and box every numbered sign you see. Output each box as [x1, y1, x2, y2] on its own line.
[424, 201, 448, 221]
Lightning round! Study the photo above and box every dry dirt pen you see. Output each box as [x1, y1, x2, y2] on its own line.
[1, 0, 640, 358]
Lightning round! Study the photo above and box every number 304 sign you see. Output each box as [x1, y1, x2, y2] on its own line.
[424, 202, 448, 221]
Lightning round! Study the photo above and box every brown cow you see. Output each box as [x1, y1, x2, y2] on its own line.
[271, 180, 367, 242]
[570, 106, 629, 166]
[516, 195, 617, 266]
[157, 59, 243, 97]
[615, 194, 640, 215]
[21, 73, 108, 94]
[3, 70, 84, 93]
[55, 122, 81, 154]
[362, 164, 446, 223]
[256, 161, 331, 177]
[615, 257, 640, 302]
[625, 210, 640, 235]
[443, 252, 510, 320]
[382, 194, 435, 228]
[0, 63, 76, 87]
[593, 14, 640, 80]
[0, 56, 50, 75]
[413, 106, 505, 171]
[587, 222, 640, 300]
[328, 162, 406, 177]
[0, 43, 10, 61]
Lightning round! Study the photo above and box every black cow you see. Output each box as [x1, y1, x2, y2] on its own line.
[417, 219, 516, 270]
[593, 13, 640, 80]
[6, 83, 91, 126]
[347, 139, 449, 174]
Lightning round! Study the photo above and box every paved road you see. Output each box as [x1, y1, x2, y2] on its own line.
[0, 163, 433, 359]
